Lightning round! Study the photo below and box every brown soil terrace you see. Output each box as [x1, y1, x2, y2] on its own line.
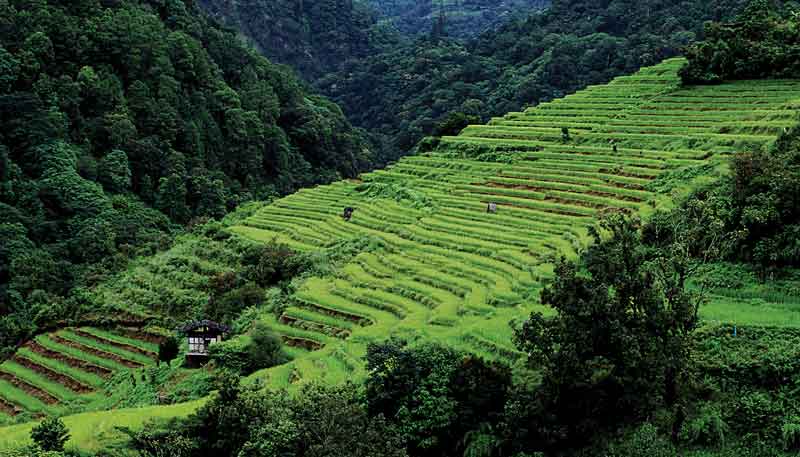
[50, 335, 143, 369]
[281, 336, 324, 351]
[12, 356, 93, 394]
[24, 342, 112, 378]
[298, 301, 372, 326]
[72, 329, 156, 358]
[484, 200, 593, 218]
[495, 173, 650, 191]
[598, 168, 656, 180]
[113, 327, 165, 345]
[0, 396, 18, 416]
[483, 182, 645, 203]
[468, 188, 605, 209]
[280, 315, 351, 339]
[0, 371, 59, 404]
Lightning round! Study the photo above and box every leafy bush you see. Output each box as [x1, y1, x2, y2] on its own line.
[607, 423, 676, 457]
[247, 323, 287, 372]
[208, 337, 251, 374]
[158, 336, 180, 366]
[732, 391, 781, 436]
[208, 323, 286, 374]
[680, 404, 728, 447]
[782, 416, 800, 450]
[30, 417, 70, 452]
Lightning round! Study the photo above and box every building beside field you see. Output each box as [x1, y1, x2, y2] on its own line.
[180, 320, 230, 366]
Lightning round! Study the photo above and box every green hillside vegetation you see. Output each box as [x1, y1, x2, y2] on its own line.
[196, 0, 394, 80]
[0, 0, 372, 358]
[4, 55, 799, 454]
[364, 0, 550, 38]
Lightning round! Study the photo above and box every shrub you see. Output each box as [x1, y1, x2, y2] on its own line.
[30, 417, 70, 452]
[782, 416, 800, 450]
[208, 337, 250, 373]
[247, 323, 286, 371]
[208, 324, 286, 374]
[680, 404, 728, 447]
[158, 335, 180, 366]
[607, 423, 676, 457]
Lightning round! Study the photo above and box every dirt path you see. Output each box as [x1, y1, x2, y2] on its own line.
[298, 302, 372, 326]
[282, 336, 324, 351]
[12, 356, 93, 394]
[25, 341, 112, 378]
[72, 329, 156, 358]
[0, 371, 59, 404]
[113, 327, 165, 345]
[50, 335, 143, 369]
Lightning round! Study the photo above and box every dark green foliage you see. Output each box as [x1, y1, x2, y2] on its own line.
[511, 215, 699, 452]
[245, 323, 286, 372]
[30, 417, 70, 452]
[657, 127, 800, 273]
[365, 0, 550, 38]
[606, 423, 677, 457]
[158, 335, 181, 366]
[197, 0, 388, 80]
[431, 112, 479, 137]
[155, 372, 407, 457]
[680, 0, 799, 84]
[365, 340, 511, 457]
[208, 323, 285, 374]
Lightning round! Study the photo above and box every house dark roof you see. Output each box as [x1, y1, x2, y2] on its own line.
[179, 320, 231, 334]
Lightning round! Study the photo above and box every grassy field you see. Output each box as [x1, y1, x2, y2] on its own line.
[3, 57, 800, 450]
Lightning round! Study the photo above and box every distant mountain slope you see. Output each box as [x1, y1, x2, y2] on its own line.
[196, 0, 394, 80]
[364, 0, 550, 38]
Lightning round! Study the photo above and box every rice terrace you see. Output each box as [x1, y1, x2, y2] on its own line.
[3, 55, 800, 451]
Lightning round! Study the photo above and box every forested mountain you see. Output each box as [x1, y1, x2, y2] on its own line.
[364, 0, 551, 38]
[196, 0, 396, 80]
[0, 0, 371, 354]
[320, 0, 754, 159]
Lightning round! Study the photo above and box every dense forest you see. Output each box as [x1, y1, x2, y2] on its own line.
[196, 0, 394, 80]
[363, 0, 551, 38]
[0, 0, 372, 356]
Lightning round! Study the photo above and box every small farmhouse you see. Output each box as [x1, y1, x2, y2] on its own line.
[179, 320, 230, 366]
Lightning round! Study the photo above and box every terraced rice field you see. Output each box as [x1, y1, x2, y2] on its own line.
[0, 327, 159, 422]
[223, 58, 800, 386]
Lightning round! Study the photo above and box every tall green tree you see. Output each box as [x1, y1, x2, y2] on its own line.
[512, 215, 700, 452]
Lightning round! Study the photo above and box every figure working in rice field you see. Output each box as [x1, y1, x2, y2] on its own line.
[343, 207, 355, 221]
[487, 202, 498, 214]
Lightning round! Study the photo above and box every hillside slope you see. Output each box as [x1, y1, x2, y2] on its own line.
[364, 0, 550, 38]
[0, 0, 371, 359]
[3, 58, 800, 451]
